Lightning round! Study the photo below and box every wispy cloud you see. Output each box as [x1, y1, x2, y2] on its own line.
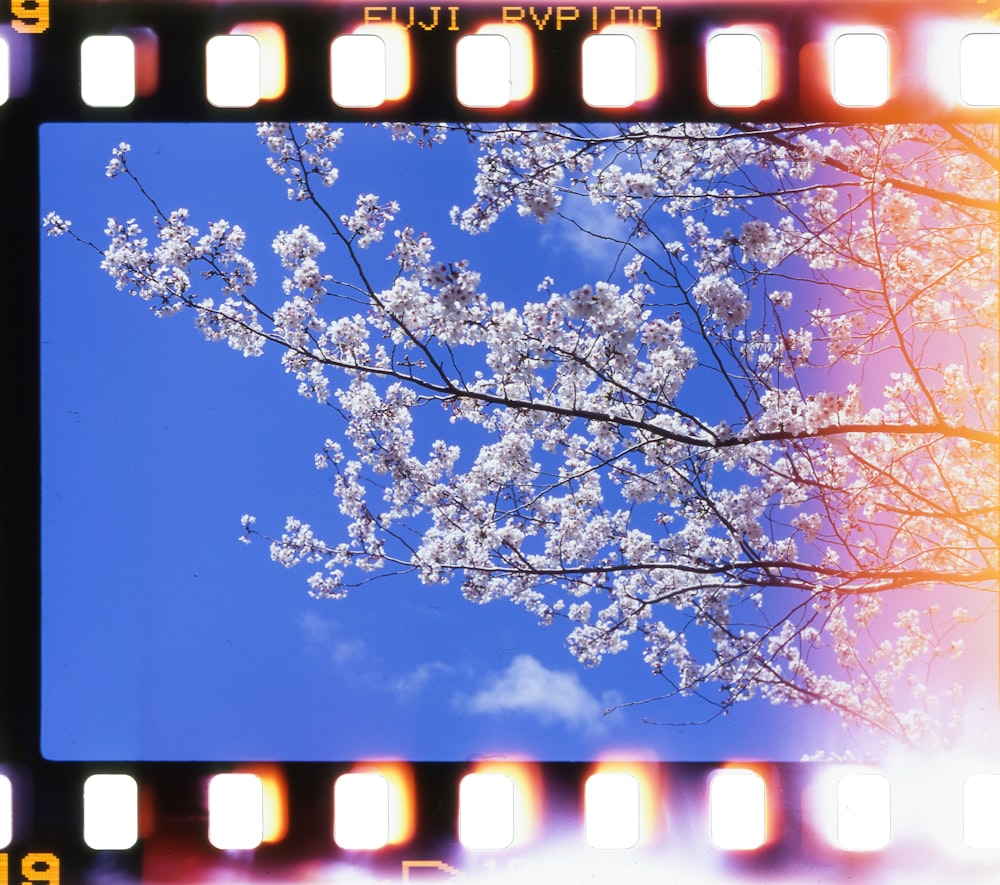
[298, 610, 336, 644]
[297, 611, 367, 665]
[541, 192, 632, 273]
[463, 654, 611, 734]
[330, 636, 367, 665]
[390, 661, 456, 698]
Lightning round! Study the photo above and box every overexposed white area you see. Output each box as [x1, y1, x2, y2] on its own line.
[709, 769, 766, 850]
[334, 773, 390, 849]
[456, 33, 511, 108]
[585, 772, 640, 849]
[459, 773, 515, 850]
[84, 774, 138, 850]
[582, 33, 636, 107]
[960, 33, 1000, 106]
[0, 774, 11, 848]
[707, 32, 763, 107]
[206, 34, 260, 108]
[964, 773, 1000, 849]
[833, 32, 889, 106]
[331, 34, 386, 108]
[208, 773, 263, 849]
[0, 36, 9, 105]
[837, 772, 891, 851]
[81, 35, 135, 107]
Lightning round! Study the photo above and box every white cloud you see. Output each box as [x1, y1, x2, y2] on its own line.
[463, 654, 609, 734]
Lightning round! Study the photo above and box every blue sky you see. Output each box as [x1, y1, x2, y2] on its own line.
[40, 123, 882, 761]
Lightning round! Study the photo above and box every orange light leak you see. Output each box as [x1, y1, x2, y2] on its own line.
[474, 22, 534, 102]
[235, 764, 288, 844]
[468, 759, 544, 847]
[350, 761, 416, 846]
[350, 22, 411, 102]
[713, 762, 780, 851]
[922, 17, 1000, 110]
[113, 27, 159, 98]
[706, 24, 780, 105]
[588, 758, 661, 847]
[598, 24, 658, 105]
[794, 0, 917, 122]
[229, 22, 287, 100]
[805, 112, 999, 752]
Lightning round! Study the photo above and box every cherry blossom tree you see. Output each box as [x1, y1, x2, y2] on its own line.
[44, 122, 999, 752]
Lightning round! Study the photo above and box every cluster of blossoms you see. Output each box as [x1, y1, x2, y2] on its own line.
[45, 142, 265, 355]
[738, 219, 783, 267]
[44, 122, 999, 752]
[105, 141, 131, 178]
[257, 121, 342, 200]
[341, 193, 399, 249]
[42, 211, 71, 236]
[383, 122, 449, 147]
[691, 273, 751, 332]
[272, 224, 330, 297]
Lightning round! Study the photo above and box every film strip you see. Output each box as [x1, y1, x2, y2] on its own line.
[2, 1, 999, 883]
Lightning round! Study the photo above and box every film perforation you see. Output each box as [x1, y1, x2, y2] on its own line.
[0, 2, 998, 118]
[2, 2, 1000, 884]
[2, 763, 1000, 880]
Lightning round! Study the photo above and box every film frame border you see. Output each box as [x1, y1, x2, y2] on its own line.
[2, 1, 1000, 882]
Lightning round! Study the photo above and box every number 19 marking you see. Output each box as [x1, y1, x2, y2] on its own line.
[0, 853, 60, 885]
